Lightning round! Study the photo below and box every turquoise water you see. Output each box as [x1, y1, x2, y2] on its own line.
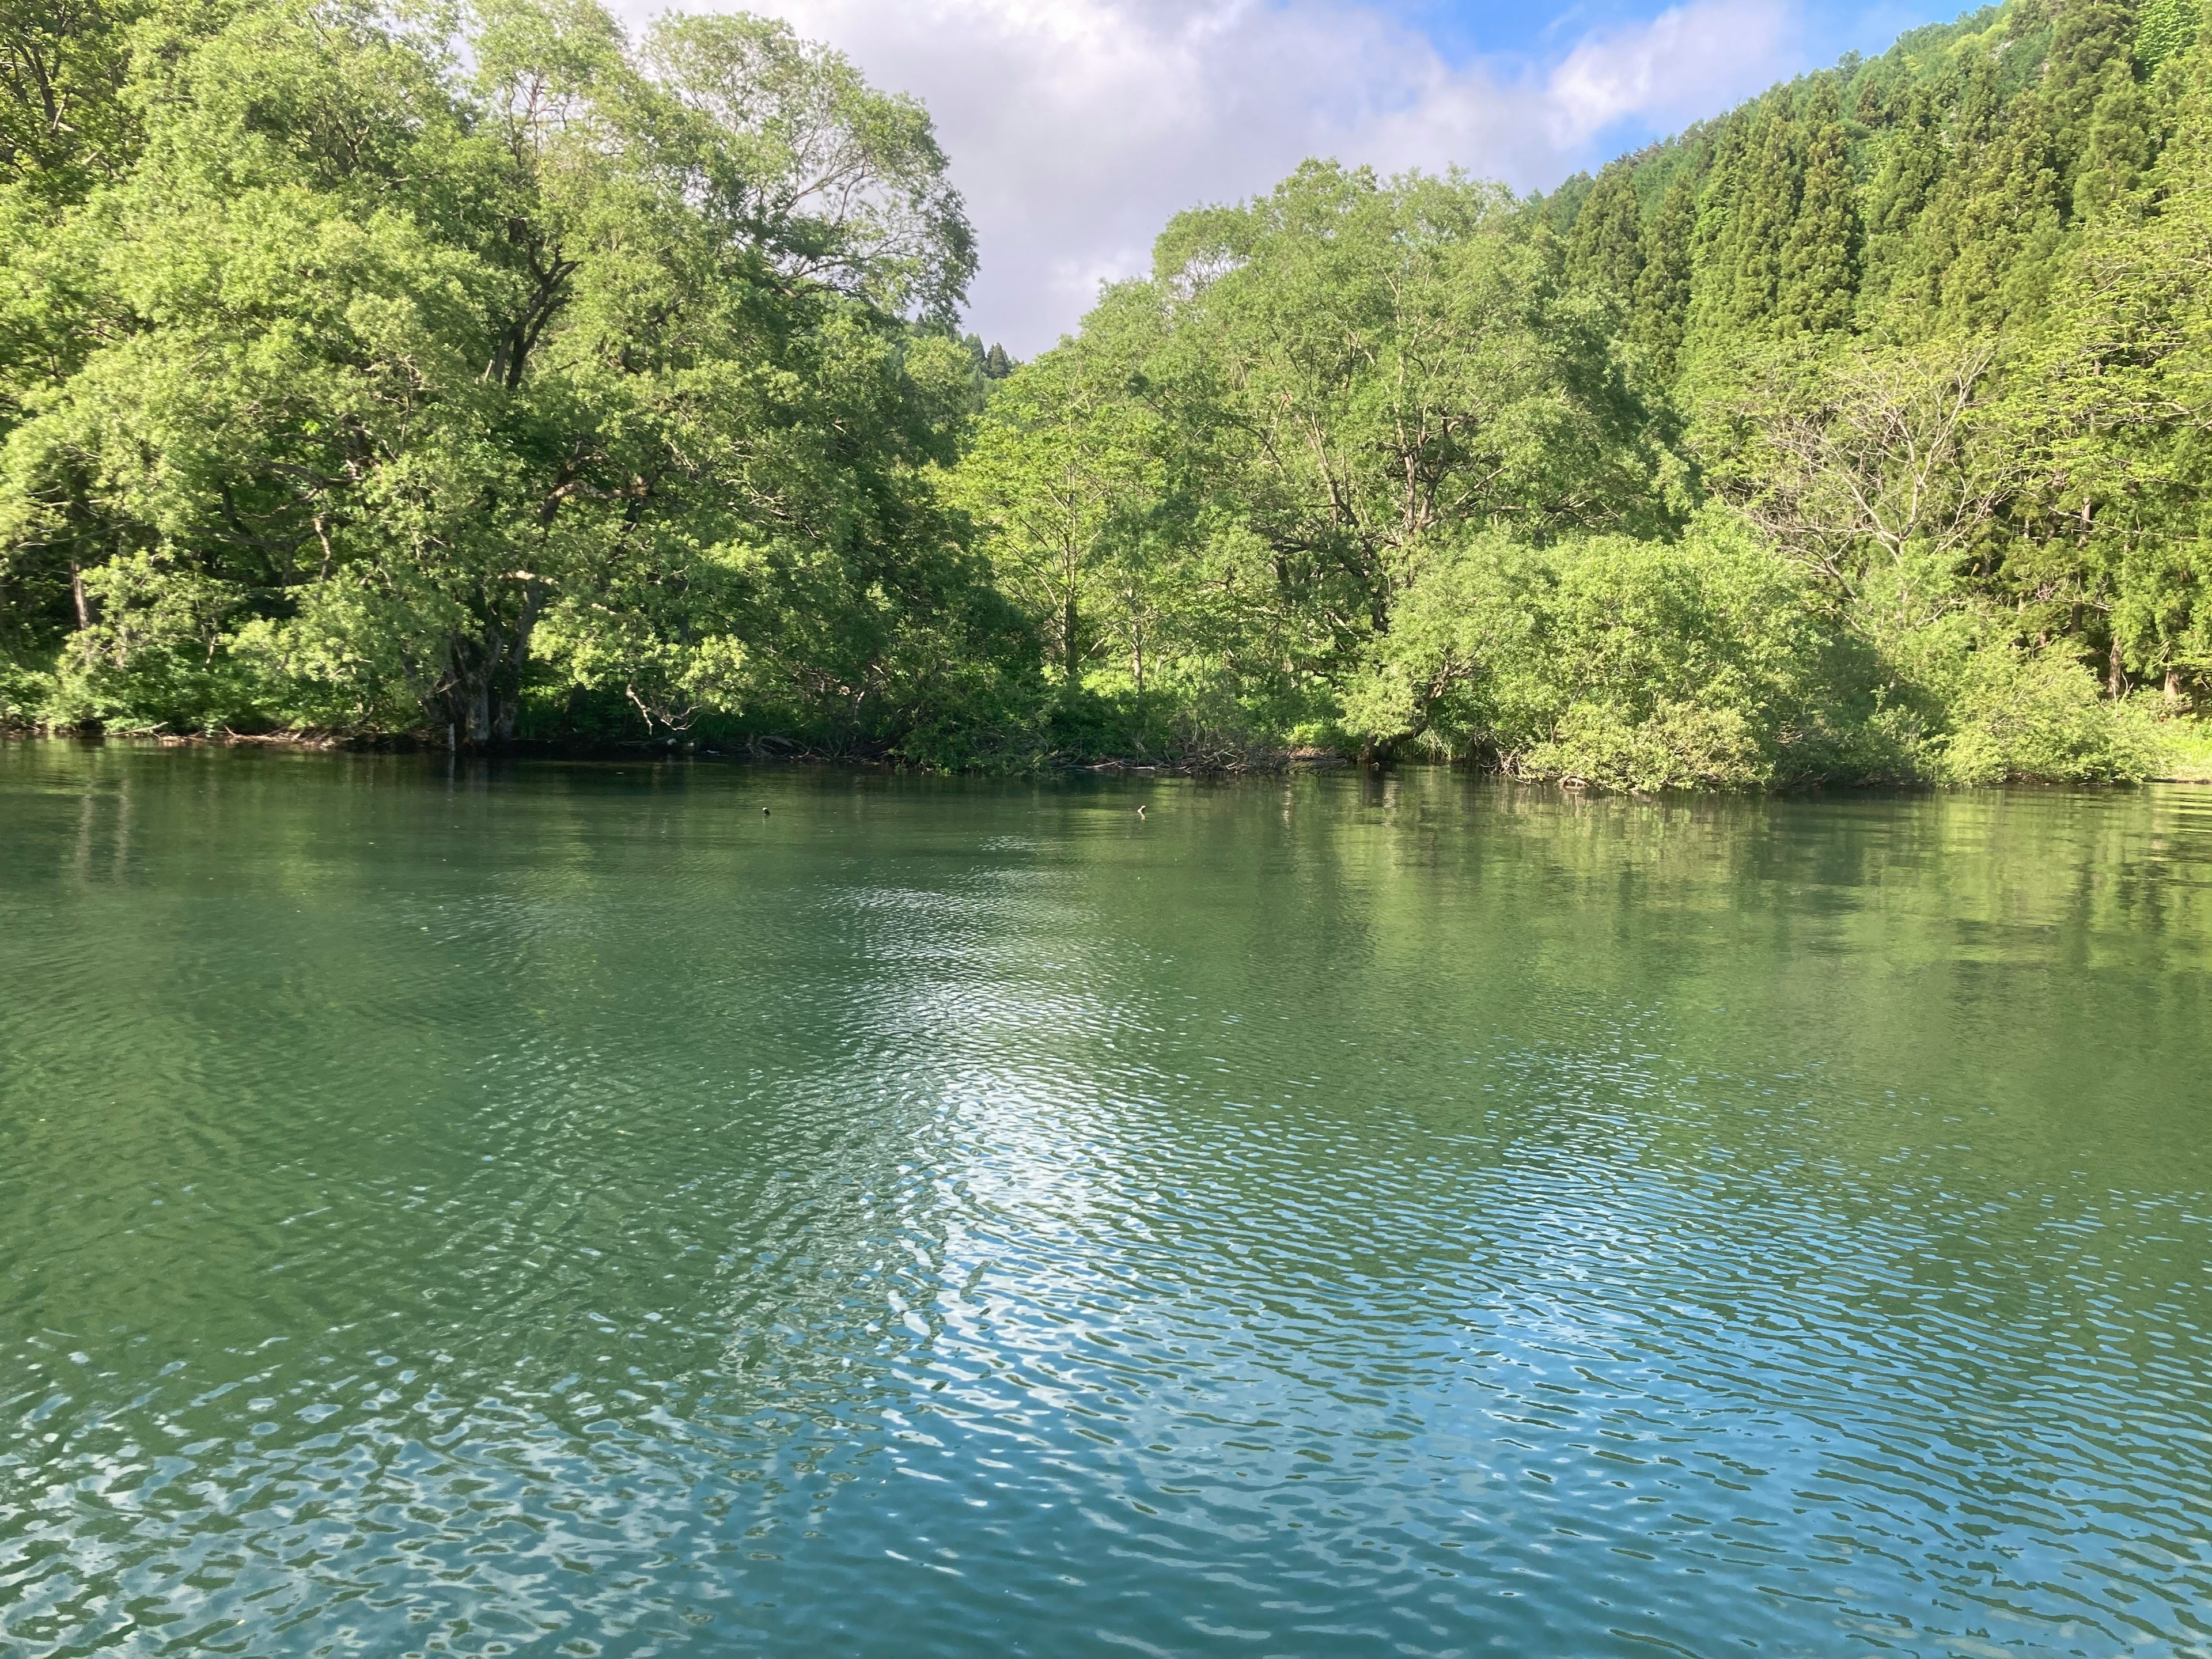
[2, 743, 2210, 1657]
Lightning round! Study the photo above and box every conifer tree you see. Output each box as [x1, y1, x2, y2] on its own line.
[1779, 76, 1862, 333]
[1687, 90, 1801, 357]
[1875, 46, 2067, 333]
[1861, 78, 1948, 316]
[2135, 0, 2202, 69]
[1632, 172, 1697, 377]
[2039, 0, 2150, 226]
[1851, 58, 1896, 128]
[2046, 0, 2141, 137]
[1730, 90, 1804, 327]
[1941, 90, 2067, 327]
[1683, 111, 1749, 355]
[2074, 55, 2161, 217]
[1565, 165, 1645, 298]
[2029, 18, 2212, 694]
[1891, 54, 2007, 325]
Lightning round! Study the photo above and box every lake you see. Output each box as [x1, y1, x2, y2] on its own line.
[2, 743, 2209, 1657]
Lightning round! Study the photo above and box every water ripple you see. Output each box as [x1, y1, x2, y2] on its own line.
[2, 748, 2209, 1656]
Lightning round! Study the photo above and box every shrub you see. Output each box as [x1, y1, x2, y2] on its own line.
[1346, 511, 1869, 789]
[39, 555, 271, 734]
[1883, 615, 2160, 784]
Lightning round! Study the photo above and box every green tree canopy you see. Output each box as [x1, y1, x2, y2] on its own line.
[0, 0, 1008, 746]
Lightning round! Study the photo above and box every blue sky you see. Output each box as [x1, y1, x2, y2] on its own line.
[1395, 0, 1963, 146]
[627, 0, 1974, 349]
[1406, 0, 1944, 65]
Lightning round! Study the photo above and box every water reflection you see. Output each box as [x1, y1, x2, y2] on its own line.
[1, 745, 2209, 1655]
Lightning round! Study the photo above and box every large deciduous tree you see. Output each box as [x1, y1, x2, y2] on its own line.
[0, 0, 997, 743]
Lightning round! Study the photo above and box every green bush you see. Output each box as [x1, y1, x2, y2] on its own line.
[1882, 615, 2160, 785]
[39, 555, 272, 735]
[0, 654, 52, 728]
[1346, 512, 1876, 789]
[2150, 712, 2212, 781]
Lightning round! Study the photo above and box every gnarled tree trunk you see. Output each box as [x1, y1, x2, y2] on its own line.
[432, 583, 543, 746]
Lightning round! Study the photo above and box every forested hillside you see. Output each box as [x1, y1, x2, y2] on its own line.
[7, 0, 2212, 785]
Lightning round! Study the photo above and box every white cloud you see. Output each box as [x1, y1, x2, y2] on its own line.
[615, 0, 1803, 353]
[1547, 0, 1798, 140]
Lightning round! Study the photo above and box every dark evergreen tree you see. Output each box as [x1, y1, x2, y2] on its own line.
[1941, 88, 2067, 327]
[2074, 54, 2162, 216]
[1729, 89, 1804, 328]
[1686, 92, 1799, 356]
[1565, 164, 1645, 298]
[2046, 0, 2141, 137]
[1779, 76, 1861, 334]
[1865, 81, 1946, 243]
[1631, 172, 1697, 377]
[1889, 55, 2010, 327]
[2135, 0, 2202, 68]
[986, 343, 1013, 378]
[1536, 171, 1597, 238]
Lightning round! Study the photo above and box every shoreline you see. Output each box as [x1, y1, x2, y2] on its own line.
[7, 727, 2210, 788]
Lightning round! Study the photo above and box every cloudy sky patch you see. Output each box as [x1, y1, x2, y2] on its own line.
[614, 0, 1952, 352]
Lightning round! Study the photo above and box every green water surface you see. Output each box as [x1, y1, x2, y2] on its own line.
[2, 743, 2209, 1657]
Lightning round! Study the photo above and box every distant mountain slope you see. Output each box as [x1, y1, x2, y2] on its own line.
[1538, 0, 2194, 378]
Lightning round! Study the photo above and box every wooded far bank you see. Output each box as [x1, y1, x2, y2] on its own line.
[6, 0, 2212, 787]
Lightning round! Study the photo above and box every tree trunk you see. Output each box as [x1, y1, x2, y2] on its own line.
[2108, 633, 2129, 700]
[437, 633, 506, 747]
[435, 585, 542, 746]
[70, 558, 89, 632]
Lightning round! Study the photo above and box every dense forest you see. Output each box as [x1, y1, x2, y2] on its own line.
[5, 0, 2212, 785]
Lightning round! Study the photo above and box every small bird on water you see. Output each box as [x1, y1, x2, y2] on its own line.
[1137, 804, 1147, 817]
[762, 806, 770, 817]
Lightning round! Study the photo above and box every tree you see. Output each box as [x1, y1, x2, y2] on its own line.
[1859, 79, 1946, 319]
[1938, 89, 2068, 329]
[1695, 90, 1801, 343]
[2073, 52, 2162, 218]
[2024, 33, 2212, 695]
[0, 0, 987, 744]
[0, 0, 152, 202]
[2136, 0, 2202, 70]
[946, 337, 1164, 693]
[1341, 514, 1856, 789]
[1709, 339, 2021, 618]
[4, 0, 2188, 783]
[1630, 171, 1696, 377]
[1778, 77, 1861, 334]
[1150, 163, 1661, 657]
[1565, 164, 1644, 300]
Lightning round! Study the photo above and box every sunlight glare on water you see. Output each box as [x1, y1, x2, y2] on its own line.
[2, 743, 2210, 1657]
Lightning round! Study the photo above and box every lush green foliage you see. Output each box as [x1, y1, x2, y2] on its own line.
[945, 0, 2212, 784]
[6, 0, 2212, 785]
[0, 0, 1027, 750]
[1338, 514, 1874, 790]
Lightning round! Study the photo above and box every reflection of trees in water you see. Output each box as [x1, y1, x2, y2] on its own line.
[6, 750, 2212, 1652]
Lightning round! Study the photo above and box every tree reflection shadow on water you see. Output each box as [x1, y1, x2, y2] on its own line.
[2, 745, 2207, 1656]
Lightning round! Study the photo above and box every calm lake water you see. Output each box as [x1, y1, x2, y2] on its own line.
[2, 744, 2210, 1658]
